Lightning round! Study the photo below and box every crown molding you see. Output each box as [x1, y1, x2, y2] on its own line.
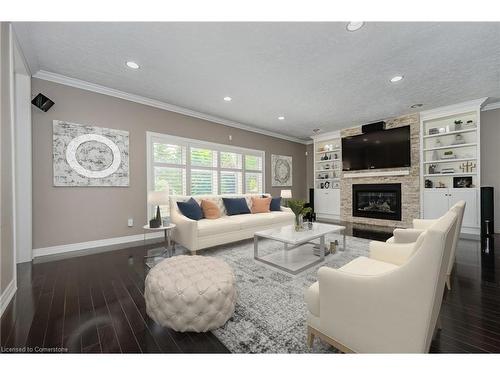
[310, 130, 341, 141]
[32, 70, 309, 145]
[482, 101, 500, 112]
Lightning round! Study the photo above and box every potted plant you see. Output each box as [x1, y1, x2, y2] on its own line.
[288, 199, 312, 231]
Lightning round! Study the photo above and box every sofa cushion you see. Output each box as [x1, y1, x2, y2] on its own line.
[267, 210, 294, 222]
[177, 198, 204, 221]
[339, 256, 398, 276]
[270, 197, 282, 211]
[251, 197, 271, 213]
[197, 217, 241, 237]
[222, 197, 251, 215]
[230, 213, 279, 227]
[201, 199, 221, 219]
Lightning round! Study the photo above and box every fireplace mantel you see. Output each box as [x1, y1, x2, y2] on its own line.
[343, 170, 410, 178]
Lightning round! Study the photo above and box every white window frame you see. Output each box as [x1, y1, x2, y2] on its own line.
[146, 131, 265, 218]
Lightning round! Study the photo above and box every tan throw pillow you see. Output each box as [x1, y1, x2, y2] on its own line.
[201, 199, 221, 219]
[251, 197, 271, 214]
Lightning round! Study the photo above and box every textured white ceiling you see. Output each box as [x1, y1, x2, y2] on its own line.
[14, 22, 500, 141]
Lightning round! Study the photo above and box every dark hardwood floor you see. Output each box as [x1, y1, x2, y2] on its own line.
[1, 228, 499, 353]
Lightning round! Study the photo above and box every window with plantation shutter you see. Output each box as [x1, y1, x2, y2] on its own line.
[220, 152, 242, 169]
[245, 172, 263, 193]
[191, 169, 218, 195]
[191, 148, 217, 168]
[245, 155, 262, 171]
[220, 171, 242, 194]
[148, 132, 265, 218]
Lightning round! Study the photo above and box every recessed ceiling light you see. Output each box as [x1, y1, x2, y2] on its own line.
[390, 75, 404, 83]
[346, 22, 365, 32]
[223, 96, 232, 102]
[411, 103, 423, 108]
[126, 61, 140, 69]
[278, 116, 285, 120]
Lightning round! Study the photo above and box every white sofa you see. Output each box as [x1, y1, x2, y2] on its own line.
[170, 194, 295, 254]
[386, 200, 466, 290]
[305, 210, 458, 353]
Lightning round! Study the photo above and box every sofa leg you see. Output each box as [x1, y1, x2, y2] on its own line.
[307, 326, 315, 348]
[445, 275, 451, 291]
[436, 316, 442, 331]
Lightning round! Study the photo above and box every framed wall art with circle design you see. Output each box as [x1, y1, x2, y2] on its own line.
[271, 154, 292, 187]
[53, 120, 129, 186]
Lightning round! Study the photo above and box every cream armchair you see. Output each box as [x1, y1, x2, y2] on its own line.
[305, 210, 457, 353]
[386, 201, 465, 290]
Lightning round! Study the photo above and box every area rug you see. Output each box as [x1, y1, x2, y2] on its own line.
[198, 233, 372, 353]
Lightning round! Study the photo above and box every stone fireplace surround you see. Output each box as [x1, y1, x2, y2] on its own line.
[340, 113, 420, 228]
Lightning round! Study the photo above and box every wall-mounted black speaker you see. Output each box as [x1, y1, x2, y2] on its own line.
[31, 93, 54, 112]
[361, 121, 385, 133]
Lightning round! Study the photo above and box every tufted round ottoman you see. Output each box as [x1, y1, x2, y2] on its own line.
[145, 255, 236, 332]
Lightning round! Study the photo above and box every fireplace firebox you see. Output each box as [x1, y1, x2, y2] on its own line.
[352, 183, 402, 221]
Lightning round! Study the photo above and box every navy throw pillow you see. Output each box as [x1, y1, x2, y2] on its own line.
[270, 197, 282, 211]
[222, 197, 251, 215]
[177, 198, 204, 220]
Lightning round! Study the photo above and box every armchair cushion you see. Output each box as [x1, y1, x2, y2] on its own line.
[370, 233, 425, 266]
[391, 228, 425, 244]
[339, 256, 398, 276]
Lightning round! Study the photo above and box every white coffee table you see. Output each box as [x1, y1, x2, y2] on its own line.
[253, 223, 346, 274]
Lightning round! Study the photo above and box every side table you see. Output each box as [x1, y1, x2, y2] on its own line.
[143, 223, 176, 269]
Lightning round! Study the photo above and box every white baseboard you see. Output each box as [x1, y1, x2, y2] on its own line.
[0, 279, 17, 317]
[33, 232, 164, 258]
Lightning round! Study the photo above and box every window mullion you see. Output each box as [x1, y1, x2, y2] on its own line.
[186, 146, 191, 195]
[217, 151, 221, 195]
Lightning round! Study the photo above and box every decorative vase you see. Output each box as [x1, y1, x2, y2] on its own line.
[149, 218, 161, 228]
[294, 214, 303, 231]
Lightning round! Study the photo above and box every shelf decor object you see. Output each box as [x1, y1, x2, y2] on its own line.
[420, 97, 487, 236]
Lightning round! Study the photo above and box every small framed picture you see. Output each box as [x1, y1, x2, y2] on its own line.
[453, 176, 473, 188]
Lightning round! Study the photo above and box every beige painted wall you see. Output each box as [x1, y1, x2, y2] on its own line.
[481, 108, 500, 233]
[32, 78, 307, 249]
[1, 23, 15, 294]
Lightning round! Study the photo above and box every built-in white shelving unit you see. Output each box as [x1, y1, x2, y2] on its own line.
[419, 98, 487, 236]
[311, 131, 342, 221]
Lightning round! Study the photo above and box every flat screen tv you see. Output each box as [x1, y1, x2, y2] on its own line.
[342, 126, 411, 171]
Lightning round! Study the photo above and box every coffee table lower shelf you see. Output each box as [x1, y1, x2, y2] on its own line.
[253, 223, 346, 275]
[254, 240, 328, 275]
